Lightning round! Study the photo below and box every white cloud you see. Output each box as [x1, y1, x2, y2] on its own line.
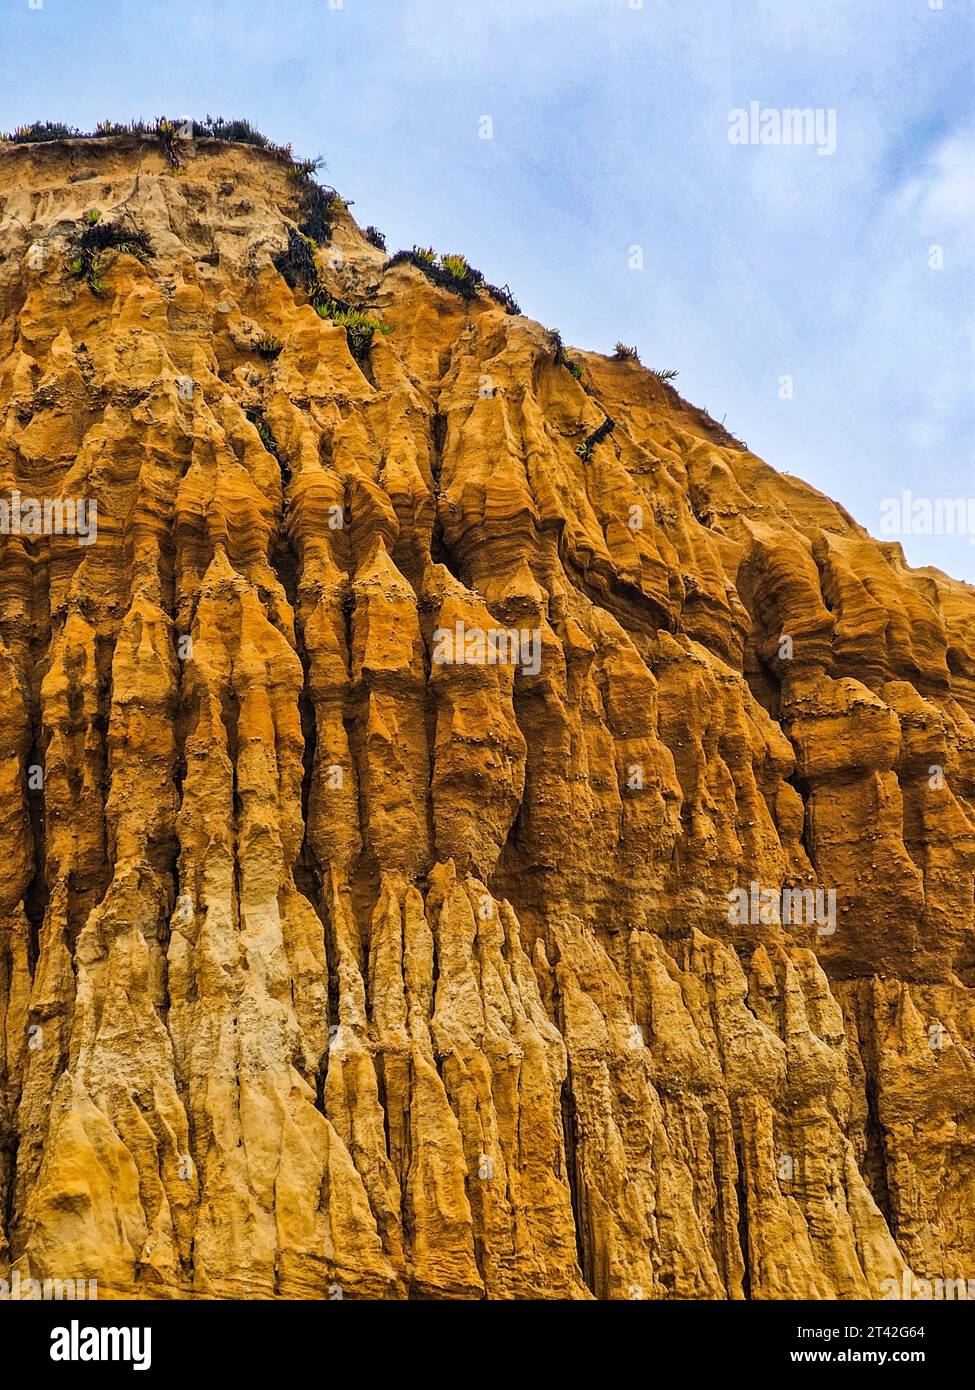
[897, 129, 975, 232]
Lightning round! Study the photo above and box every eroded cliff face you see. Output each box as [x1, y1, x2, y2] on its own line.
[0, 134, 972, 1300]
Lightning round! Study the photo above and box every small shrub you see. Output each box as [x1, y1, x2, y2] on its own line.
[363, 226, 387, 251]
[652, 367, 678, 382]
[307, 279, 333, 314]
[155, 117, 181, 169]
[575, 416, 615, 463]
[288, 156, 325, 180]
[484, 281, 520, 315]
[192, 116, 271, 148]
[7, 121, 80, 143]
[439, 252, 484, 297]
[246, 409, 276, 450]
[614, 342, 639, 362]
[297, 182, 341, 244]
[82, 210, 101, 225]
[272, 231, 371, 349]
[440, 252, 471, 279]
[281, 152, 341, 244]
[69, 218, 153, 295]
[386, 246, 503, 305]
[255, 333, 283, 359]
[274, 228, 319, 292]
[385, 247, 520, 314]
[551, 331, 583, 379]
[315, 299, 392, 361]
[1, 115, 322, 173]
[81, 221, 153, 260]
[95, 119, 149, 137]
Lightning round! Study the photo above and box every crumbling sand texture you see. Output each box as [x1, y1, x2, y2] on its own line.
[0, 134, 972, 1299]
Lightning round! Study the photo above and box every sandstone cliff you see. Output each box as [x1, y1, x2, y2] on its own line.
[0, 130, 972, 1300]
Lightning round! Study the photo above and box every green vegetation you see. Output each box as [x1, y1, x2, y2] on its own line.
[190, 116, 271, 147]
[614, 342, 640, 362]
[254, 333, 283, 359]
[6, 121, 79, 142]
[155, 118, 181, 168]
[551, 331, 583, 380]
[274, 228, 319, 293]
[288, 156, 326, 180]
[315, 300, 392, 360]
[575, 416, 615, 463]
[4, 115, 280, 150]
[439, 252, 478, 291]
[386, 246, 520, 314]
[68, 218, 154, 295]
[273, 229, 391, 361]
[245, 409, 290, 480]
[247, 411, 278, 454]
[280, 153, 340, 243]
[94, 119, 162, 138]
[363, 226, 387, 251]
[3, 116, 333, 213]
[296, 180, 343, 245]
[652, 367, 679, 382]
[483, 281, 520, 314]
[4, 116, 192, 166]
[6, 111, 344, 269]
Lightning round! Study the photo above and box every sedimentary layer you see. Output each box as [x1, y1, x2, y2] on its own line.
[0, 133, 972, 1299]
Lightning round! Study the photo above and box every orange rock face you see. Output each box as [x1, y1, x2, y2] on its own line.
[0, 134, 972, 1300]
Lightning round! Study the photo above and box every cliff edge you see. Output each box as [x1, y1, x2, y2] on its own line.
[0, 130, 972, 1299]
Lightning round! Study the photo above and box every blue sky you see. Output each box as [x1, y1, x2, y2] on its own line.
[2, 0, 973, 579]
